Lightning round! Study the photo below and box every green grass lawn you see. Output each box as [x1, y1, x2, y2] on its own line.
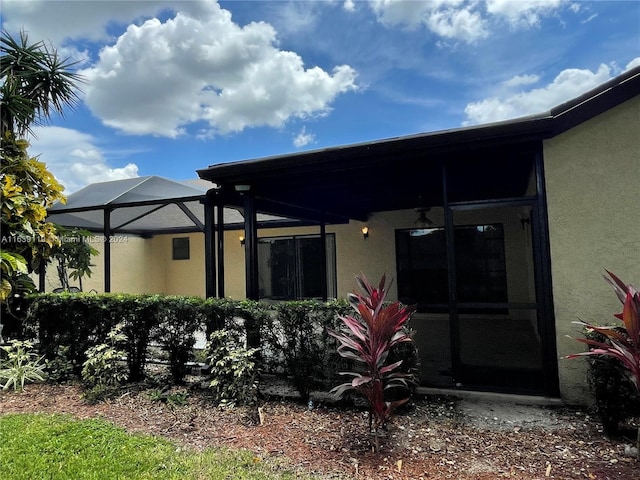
[0, 413, 305, 480]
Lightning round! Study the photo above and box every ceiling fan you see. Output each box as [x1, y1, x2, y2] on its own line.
[414, 207, 434, 227]
[414, 194, 434, 226]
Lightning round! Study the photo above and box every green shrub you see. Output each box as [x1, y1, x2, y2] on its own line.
[567, 271, 640, 437]
[201, 297, 238, 338]
[148, 388, 190, 407]
[206, 329, 259, 407]
[117, 295, 160, 381]
[81, 325, 127, 389]
[586, 330, 640, 435]
[153, 296, 203, 384]
[82, 384, 122, 404]
[0, 340, 46, 391]
[260, 301, 334, 401]
[43, 345, 76, 383]
[26, 293, 118, 373]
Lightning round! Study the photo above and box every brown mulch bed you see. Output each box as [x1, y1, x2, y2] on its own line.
[1, 383, 639, 480]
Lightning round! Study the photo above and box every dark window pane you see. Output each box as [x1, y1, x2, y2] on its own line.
[268, 238, 296, 298]
[454, 225, 507, 303]
[172, 237, 190, 260]
[396, 228, 448, 308]
[396, 224, 507, 310]
[258, 234, 336, 300]
[299, 237, 323, 298]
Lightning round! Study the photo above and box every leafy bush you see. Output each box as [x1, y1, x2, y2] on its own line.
[81, 325, 127, 389]
[201, 297, 238, 339]
[206, 329, 260, 407]
[153, 296, 203, 384]
[567, 270, 640, 457]
[148, 388, 190, 407]
[0, 340, 46, 391]
[567, 270, 640, 392]
[328, 274, 417, 451]
[43, 345, 75, 383]
[260, 300, 350, 401]
[587, 348, 640, 435]
[117, 295, 160, 381]
[260, 301, 322, 401]
[26, 293, 118, 373]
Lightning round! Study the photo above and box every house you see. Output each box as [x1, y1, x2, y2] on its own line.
[48, 66, 639, 404]
[195, 66, 640, 404]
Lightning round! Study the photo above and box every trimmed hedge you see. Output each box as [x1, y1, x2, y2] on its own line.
[18, 293, 413, 398]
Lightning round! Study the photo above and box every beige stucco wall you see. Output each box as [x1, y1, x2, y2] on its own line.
[42, 232, 205, 296]
[41, 235, 156, 293]
[148, 233, 205, 297]
[544, 94, 640, 405]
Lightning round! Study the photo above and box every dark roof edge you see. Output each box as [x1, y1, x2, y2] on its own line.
[550, 65, 640, 135]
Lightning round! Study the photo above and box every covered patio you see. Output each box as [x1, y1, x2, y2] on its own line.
[195, 67, 639, 397]
[46, 175, 300, 294]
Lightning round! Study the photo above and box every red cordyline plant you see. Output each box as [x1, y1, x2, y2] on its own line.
[566, 270, 640, 393]
[328, 274, 416, 451]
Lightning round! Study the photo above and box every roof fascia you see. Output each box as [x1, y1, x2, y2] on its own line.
[197, 117, 553, 185]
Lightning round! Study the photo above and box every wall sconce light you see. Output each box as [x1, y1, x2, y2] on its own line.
[361, 226, 369, 239]
[239, 235, 245, 245]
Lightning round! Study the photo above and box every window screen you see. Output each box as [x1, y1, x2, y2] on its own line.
[172, 237, 190, 260]
[396, 224, 507, 310]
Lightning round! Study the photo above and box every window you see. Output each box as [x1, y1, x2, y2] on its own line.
[258, 234, 337, 300]
[172, 237, 190, 260]
[396, 224, 507, 310]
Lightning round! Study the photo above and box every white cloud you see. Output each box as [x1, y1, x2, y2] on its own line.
[27, 127, 139, 193]
[1, 0, 177, 45]
[463, 63, 614, 125]
[368, 0, 575, 43]
[293, 127, 315, 148]
[369, 0, 488, 43]
[627, 57, 640, 71]
[486, 0, 564, 29]
[78, 3, 358, 138]
[502, 74, 540, 88]
[344, 0, 356, 12]
[267, 1, 321, 35]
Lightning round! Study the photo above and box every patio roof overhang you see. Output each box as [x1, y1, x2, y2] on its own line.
[199, 117, 553, 222]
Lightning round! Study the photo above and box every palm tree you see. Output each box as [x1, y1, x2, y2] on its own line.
[1, 29, 84, 335]
[1, 29, 83, 138]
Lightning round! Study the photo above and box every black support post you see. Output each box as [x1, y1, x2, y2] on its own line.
[103, 208, 111, 293]
[320, 221, 328, 301]
[216, 203, 225, 298]
[243, 193, 259, 301]
[203, 198, 216, 298]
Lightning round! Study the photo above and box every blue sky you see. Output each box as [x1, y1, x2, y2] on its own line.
[2, 0, 639, 193]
